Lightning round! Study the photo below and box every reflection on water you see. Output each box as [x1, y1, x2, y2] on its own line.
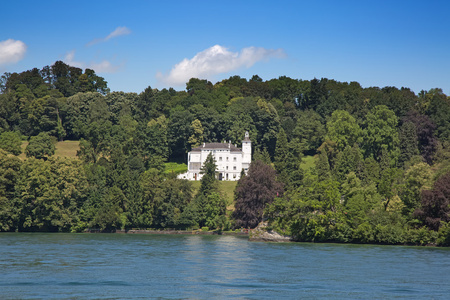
[0, 233, 449, 299]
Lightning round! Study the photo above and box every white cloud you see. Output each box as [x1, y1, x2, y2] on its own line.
[90, 60, 120, 73]
[157, 45, 286, 86]
[105, 27, 131, 41]
[0, 39, 27, 65]
[87, 26, 131, 46]
[64, 50, 121, 73]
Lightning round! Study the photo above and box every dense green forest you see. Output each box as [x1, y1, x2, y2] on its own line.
[1, 61, 450, 246]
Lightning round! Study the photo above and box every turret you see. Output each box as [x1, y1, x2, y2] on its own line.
[242, 131, 252, 167]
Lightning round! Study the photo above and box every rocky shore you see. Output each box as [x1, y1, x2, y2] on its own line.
[249, 222, 292, 242]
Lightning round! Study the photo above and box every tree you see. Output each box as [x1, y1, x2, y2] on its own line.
[168, 110, 194, 161]
[0, 150, 22, 231]
[198, 152, 218, 196]
[292, 109, 325, 155]
[192, 192, 227, 229]
[415, 173, 450, 231]
[0, 131, 22, 155]
[400, 162, 432, 219]
[152, 178, 193, 228]
[403, 111, 437, 164]
[316, 151, 331, 181]
[25, 132, 55, 160]
[253, 147, 272, 165]
[274, 128, 289, 182]
[274, 128, 302, 188]
[13, 157, 88, 232]
[266, 178, 346, 242]
[398, 121, 419, 166]
[363, 105, 400, 163]
[188, 119, 204, 148]
[326, 110, 362, 152]
[233, 160, 284, 228]
[138, 115, 169, 166]
[426, 89, 450, 141]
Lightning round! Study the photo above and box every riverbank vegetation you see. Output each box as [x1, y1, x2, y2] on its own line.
[1, 62, 450, 246]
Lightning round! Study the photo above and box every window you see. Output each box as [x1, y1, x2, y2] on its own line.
[226, 166, 228, 170]
[233, 166, 236, 170]
[226, 157, 229, 161]
[219, 157, 222, 161]
[233, 157, 237, 162]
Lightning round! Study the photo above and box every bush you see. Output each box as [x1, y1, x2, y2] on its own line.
[437, 223, 450, 246]
[407, 227, 438, 245]
[201, 226, 209, 232]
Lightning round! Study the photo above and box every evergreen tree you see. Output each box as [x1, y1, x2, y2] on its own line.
[274, 128, 289, 181]
[274, 128, 302, 188]
[198, 152, 218, 196]
[316, 151, 331, 181]
[253, 147, 272, 165]
[398, 121, 419, 167]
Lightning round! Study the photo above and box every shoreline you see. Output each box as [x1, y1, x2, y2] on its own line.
[87, 229, 250, 236]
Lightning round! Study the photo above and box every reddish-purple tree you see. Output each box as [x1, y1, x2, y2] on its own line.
[414, 173, 450, 230]
[233, 160, 284, 228]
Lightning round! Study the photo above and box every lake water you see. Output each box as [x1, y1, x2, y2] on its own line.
[0, 233, 449, 299]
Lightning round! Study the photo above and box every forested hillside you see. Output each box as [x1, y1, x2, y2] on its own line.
[1, 61, 449, 246]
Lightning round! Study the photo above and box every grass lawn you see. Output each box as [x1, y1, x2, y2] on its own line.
[164, 162, 187, 175]
[19, 140, 80, 160]
[54, 140, 80, 158]
[300, 155, 316, 172]
[191, 180, 237, 209]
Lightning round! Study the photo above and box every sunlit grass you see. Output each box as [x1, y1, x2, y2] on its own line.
[164, 162, 187, 175]
[191, 180, 237, 209]
[54, 140, 80, 158]
[19, 140, 80, 160]
[300, 155, 316, 172]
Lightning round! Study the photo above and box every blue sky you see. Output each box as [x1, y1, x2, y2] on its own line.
[1, 0, 449, 94]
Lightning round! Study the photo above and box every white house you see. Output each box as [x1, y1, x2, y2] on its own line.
[178, 132, 252, 181]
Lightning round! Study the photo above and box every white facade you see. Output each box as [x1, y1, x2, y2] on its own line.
[178, 132, 252, 181]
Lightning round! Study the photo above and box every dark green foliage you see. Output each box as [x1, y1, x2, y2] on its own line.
[152, 178, 193, 228]
[398, 121, 419, 166]
[266, 179, 347, 242]
[0, 150, 22, 231]
[13, 157, 88, 232]
[363, 105, 400, 163]
[1, 66, 450, 244]
[403, 110, 437, 164]
[426, 89, 450, 141]
[199, 153, 219, 196]
[182, 153, 227, 229]
[292, 109, 325, 155]
[316, 151, 331, 181]
[253, 147, 272, 165]
[0, 131, 22, 155]
[25, 132, 55, 160]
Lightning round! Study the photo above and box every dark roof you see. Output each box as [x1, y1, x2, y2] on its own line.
[191, 142, 242, 152]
